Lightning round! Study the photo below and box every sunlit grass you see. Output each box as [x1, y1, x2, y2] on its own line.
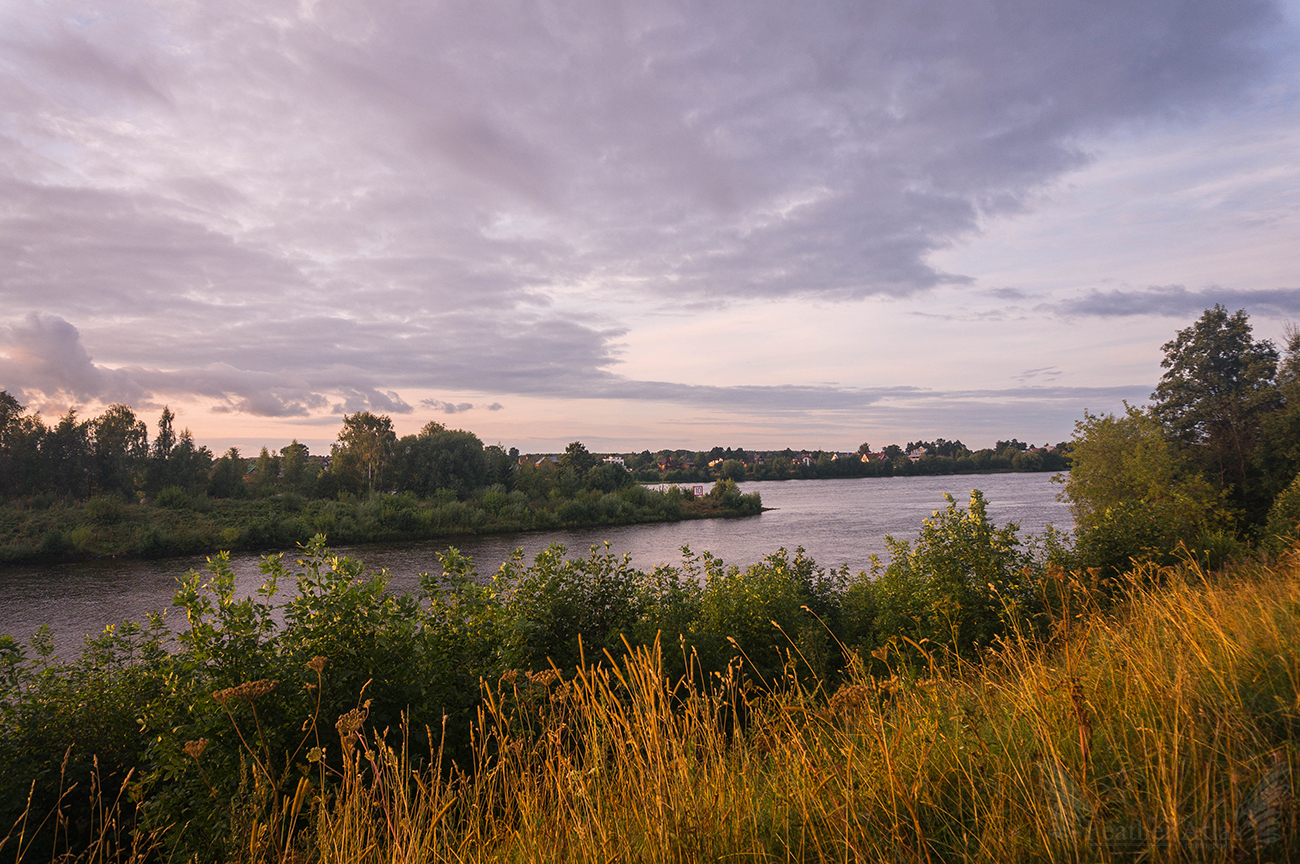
[299, 552, 1299, 863]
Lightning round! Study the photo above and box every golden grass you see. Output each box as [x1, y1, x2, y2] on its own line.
[303, 553, 1299, 864]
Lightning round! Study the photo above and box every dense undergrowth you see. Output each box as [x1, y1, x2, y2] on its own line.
[0, 479, 761, 565]
[1, 485, 1297, 862]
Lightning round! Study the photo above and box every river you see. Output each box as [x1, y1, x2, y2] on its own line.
[0, 473, 1070, 659]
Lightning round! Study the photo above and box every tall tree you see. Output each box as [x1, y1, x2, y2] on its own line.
[0, 391, 26, 495]
[168, 429, 214, 494]
[1256, 323, 1300, 505]
[89, 404, 148, 498]
[252, 446, 280, 492]
[46, 409, 90, 498]
[333, 412, 397, 492]
[1151, 305, 1279, 523]
[207, 447, 246, 499]
[144, 407, 178, 495]
[391, 425, 487, 498]
[280, 440, 312, 494]
[559, 441, 596, 474]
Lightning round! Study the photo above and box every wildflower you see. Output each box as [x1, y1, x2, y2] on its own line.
[306, 656, 327, 674]
[213, 679, 278, 705]
[183, 738, 209, 760]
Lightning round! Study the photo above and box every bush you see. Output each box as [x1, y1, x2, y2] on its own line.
[84, 495, 126, 525]
[699, 547, 840, 682]
[155, 485, 192, 509]
[869, 490, 1033, 658]
[1265, 474, 1300, 554]
[495, 544, 645, 673]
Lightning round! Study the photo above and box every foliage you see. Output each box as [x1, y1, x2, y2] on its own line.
[1058, 405, 1226, 576]
[1151, 304, 1280, 523]
[493, 544, 645, 673]
[870, 490, 1033, 656]
[698, 546, 842, 682]
[391, 425, 488, 498]
[331, 412, 397, 493]
[1264, 473, 1300, 555]
[12, 548, 1298, 863]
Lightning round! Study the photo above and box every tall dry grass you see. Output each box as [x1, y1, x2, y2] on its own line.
[306, 553, 1298, 864]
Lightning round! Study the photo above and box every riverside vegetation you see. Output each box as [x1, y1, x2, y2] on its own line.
[2, 305, 1300, 862]
[0, 412, 763, 564]
[0, 396, 1059, 566]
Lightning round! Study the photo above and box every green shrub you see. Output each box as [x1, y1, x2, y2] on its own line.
[84, 494, 125, 525]
[870, 490, 1033, 659]
[1265, 474, 1300, 554]
[155, 485, 191, 509]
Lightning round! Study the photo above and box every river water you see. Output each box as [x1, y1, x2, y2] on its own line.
[0, 473, 1070, 659]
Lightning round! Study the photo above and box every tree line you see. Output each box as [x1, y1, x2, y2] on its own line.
[608, 439, 1068, 484]
[0, 405, 598, 505]
[0, 393, 1064, 509]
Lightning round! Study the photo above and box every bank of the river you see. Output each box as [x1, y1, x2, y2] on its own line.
[0, 473, 1069, 659]
[0, 480, 761, 566]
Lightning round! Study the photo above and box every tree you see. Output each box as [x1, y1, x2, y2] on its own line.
[168, 430, 214, 495]
[89, 405, 148, 498]
[0, 390, 22, 440]
[559, 441, 596, 475]
[0, 391, 29, 496]
[333, 413, 397, 493]
[391, 426, 488, 498]
[1256, 324, 1300, 508]
[45, 409, 90, 499]
[144, 407, 178, 495]
[718, 459, 747, 482]
[1151, 305, 1279, 523]
[207, 447, 246, 499]
[280, 440, 312, 494]
[1059, 405, 1226, 574]
[251, 447, 280, 492]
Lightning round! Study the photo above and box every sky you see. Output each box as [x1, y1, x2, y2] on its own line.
[1, 0, 1298, 456]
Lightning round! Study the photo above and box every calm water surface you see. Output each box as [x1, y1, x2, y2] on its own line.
[0, 473, 1070, 658]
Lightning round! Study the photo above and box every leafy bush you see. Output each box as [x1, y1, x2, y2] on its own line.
[699, 546, 840, 682]
[869, 490, 1033, 658]
[155, 485, 192, 509]
[84, 494, 126, 525]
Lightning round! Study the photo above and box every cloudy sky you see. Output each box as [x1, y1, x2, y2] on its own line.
[2, 0, 1297, 455]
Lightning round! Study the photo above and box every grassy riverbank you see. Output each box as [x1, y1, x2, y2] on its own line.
[296, 555, 1300, 863]
[0, 480, 761, 565]
[2, 490, 1297, 863]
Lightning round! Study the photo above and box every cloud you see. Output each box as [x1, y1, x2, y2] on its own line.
[420, 399, 478, 415]
[0, 313, 143, 405]
[0, 0, 1286, 431]
[1052, 286, 1300, 318]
